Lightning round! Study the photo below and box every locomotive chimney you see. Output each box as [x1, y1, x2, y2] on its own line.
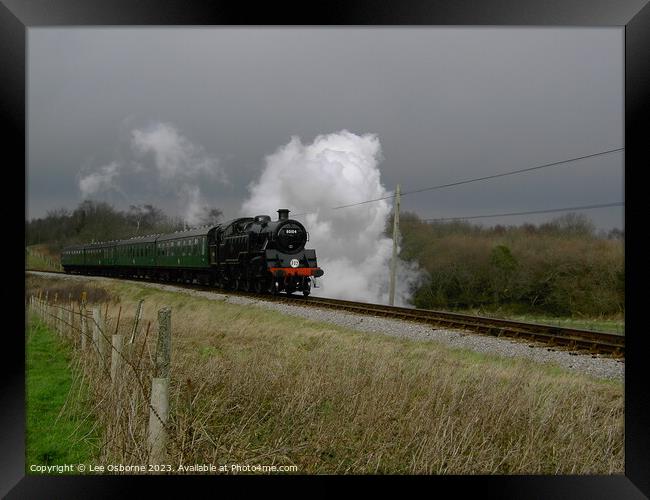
[277, 209, 290, 221]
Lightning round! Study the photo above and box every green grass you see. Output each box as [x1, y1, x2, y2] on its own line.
[26, 249, 61, 272]
[455, 308, 624, 334]
[503, 314, 624, 334]
[26, 317, 98, 471]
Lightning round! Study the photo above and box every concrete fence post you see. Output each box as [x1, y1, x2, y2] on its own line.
[148, 306, 171, 465]
[81, 309, 88, 350]
[111, 334, 124, 387]
[80, 292, 87, 349]
[98, 306, 109, 368]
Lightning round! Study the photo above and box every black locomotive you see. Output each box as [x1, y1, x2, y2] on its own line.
[214, 208, 324, 295]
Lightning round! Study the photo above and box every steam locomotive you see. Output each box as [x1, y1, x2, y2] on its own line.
[61, 209, 324, 296]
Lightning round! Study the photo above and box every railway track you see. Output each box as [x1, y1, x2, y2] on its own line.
[27, 269, 625, 359]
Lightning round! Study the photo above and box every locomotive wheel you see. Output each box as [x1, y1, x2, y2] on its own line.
[254, 279, 263, 293]
[270, 281, 280, 295]
[302, 289, 310, 297]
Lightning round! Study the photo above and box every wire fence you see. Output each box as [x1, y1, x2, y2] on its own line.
[27, 290, 176, 468]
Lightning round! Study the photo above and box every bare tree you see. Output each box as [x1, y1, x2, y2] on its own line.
[196, 207, 223, 227]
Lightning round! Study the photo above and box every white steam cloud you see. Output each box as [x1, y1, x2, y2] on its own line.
[242, 130, 424, 306]
[78, 161, 121, 198]
[78, 121, 227, 226]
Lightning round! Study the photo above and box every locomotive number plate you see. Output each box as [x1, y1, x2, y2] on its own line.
[290, 259, 300, 268]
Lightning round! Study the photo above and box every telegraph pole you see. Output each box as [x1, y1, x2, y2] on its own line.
[388, 183, 401, 306]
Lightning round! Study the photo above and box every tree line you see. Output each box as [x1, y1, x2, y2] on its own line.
[392, 212, 624, 317]
[26, 200, 223, 250]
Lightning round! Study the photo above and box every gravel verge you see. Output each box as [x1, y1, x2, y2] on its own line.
[27, 271, 624, 381]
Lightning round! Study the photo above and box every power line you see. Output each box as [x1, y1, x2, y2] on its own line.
[291, 147, 623, 216]
[421, 202, 624, 222]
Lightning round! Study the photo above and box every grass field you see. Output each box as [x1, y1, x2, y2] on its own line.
[26, 317, 99, 471]
[26, 274, 624, 474]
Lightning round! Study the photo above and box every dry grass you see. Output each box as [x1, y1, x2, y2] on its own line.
[26, 275, 624, 474]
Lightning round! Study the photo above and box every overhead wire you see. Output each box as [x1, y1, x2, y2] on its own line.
[291, 147, 624, 217]
[421, 201, 624, 222]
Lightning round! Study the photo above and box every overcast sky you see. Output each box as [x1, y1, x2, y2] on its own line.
[27, 27, 624, 230]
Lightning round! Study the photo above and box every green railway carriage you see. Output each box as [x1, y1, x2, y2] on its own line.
[156, 228, 212, 269]
[114, 235, 158, 268]
[82, 242, 115, 267]
[61, 227, 215, 282]
[61, 208, 324, 295]
[61, 245, 86, 268]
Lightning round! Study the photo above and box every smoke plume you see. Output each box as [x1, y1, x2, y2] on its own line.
[242, 130, 424, 305]
[78, 121, 227, 226]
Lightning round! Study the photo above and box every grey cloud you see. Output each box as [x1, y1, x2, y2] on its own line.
[28, 27, 623, 229]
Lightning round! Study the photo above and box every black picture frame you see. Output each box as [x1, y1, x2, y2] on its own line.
[4, 0, 649, 497]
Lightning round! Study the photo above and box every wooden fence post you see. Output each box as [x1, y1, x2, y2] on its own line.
[44, 292, 49, 327]
[56, 303, 61, 334]
[148, 306, 171, 465]
[53, 293, 58, 331]
[129, 299, 144, 344]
